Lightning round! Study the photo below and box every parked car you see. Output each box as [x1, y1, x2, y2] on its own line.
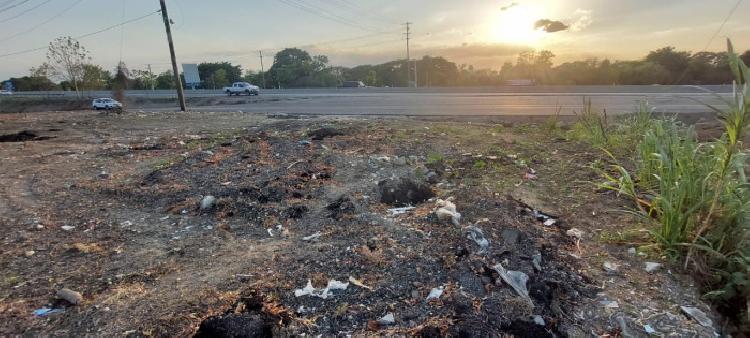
[0, 90, 12, 95]
[92, 98, 123, 110]
[223, 82, 260, 96]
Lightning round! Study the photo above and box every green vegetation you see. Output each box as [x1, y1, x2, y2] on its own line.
[591, 40, 749, 330]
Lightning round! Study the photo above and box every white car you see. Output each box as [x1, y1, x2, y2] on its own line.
[223, 82, 260, 96]
[92, 98, 123, 110]
[0, 90, 12, 95]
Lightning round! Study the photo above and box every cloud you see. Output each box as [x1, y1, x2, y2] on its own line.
[569, 9, 593, 32]
[534, 19, 569, 33]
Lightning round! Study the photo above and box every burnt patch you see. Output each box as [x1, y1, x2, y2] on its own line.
[327, 195, 356, 220]
[307, 127, 344, 140]
[0, 130, 52, 142]
[378, 178, 434, 207]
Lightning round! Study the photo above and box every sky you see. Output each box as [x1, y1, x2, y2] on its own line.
[0, 0, 749, 79]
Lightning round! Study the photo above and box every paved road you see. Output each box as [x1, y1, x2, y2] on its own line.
[14, 85, 734, 116]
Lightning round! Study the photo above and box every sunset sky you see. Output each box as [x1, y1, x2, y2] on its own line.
[1, 0, 749, 79]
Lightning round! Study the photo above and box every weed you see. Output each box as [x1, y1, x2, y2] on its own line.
[473, 159, 487, 170]
[426, 152, 444, 165]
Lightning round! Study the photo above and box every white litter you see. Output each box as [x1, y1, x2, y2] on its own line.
[61, 225, 75, 231]
[435, 199, 461, 226]
[463, 226, 490, 254]
[294, 279, 349, 299]
[388, 206, 415, 216]
[493, 263, 532, 304]
[426, 286, 444, 301]
[348, 276, 372, 290]
[302, 232, 322, 241]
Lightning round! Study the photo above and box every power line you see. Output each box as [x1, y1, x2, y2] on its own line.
[0, 0, 85, 43]
[0, 0, 31, 14]
[322, 0, 400, 24]
[276, 0, 383, 33]
[673, 0, 743, 84]
[0, 0, 53, 24]
[0, 9, 161, 58]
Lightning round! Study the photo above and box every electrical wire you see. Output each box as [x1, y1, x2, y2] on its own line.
[276, 0, 383, 33]
[673, 0, 744, 84]
[0, 0, 85, 43]
[0, 0, 53, 24]
[0, 9, 161, 58]
[321, 0, 400, 24]
[0, 0, 31, 14]
[118, 0, 125, 63]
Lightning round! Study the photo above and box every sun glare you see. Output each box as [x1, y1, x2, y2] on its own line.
[491, 4, 546, 45]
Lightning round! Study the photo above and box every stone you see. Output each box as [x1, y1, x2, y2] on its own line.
[627, 247, 637, 255]
[645, 262, 662, 273]
[200, 195, 217, 211]
[56, 288, 83, 305]
[603, 262, 618, 273]
[532, 315, 546, 326]
[377, 313, 395, 326]
[425, 171, 439, 184]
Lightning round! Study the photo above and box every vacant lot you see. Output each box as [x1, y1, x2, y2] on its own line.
[0, 110, 720, 336]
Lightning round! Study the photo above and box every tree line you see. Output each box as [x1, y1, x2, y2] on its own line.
[5, 36, 750, 92]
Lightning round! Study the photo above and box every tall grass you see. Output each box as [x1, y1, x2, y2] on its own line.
[597, 40, 750, 331]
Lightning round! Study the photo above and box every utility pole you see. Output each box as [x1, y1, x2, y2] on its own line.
[404, 22, 411, 88]
[147, 64, 155, 91]
[259, 50, 266, 89]
[159, 0, 186, 111]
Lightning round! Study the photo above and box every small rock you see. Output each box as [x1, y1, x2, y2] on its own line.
[24, 250, 35, 257]
[532, 315, 545, 326]
[600, 300, 619, 309]
[425, 171, 439, 184]
[56, 288, 83, 305]
[627, 247, 637, 255]
[645, 262, 662, 273]
[603, 261, 618, 273]
[61, 225, 75, 231]
[680, 306, 713, 328]
[200, 195, 217, 211]
[532, 252, 543, 271]
[97, 171, 110, 179]
[566, 228, 584, 239]
[377, 313, 395, 326]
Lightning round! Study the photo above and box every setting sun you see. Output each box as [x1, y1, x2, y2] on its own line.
[490, 4, 546, 45]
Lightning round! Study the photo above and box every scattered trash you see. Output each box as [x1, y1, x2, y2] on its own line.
[566, 228, 584, 239]
[426, 286, 444, 301]
[643, 324, 656, 334]
[603, 262, 618, 273]
[645, 262, 662, 273]
[266, 229, 274, 237]
[387, 206, 415, 216]
[523, 172, 538, 180]
[200, 195, 217, 211]
[680, 306, 713, 328]
[463, 226, 490, 254]
[600, 300, 619, 309]
[56, 288, 83, 305]
[543, 218, 556, 226]
[532, 209, 557, 225]
[97, 171, 110, 179]
[33, 308, 64, 317]
[493, 263, 532, 303]
[377, 313, 395, 326]
[294, 279, 349, 299]
[24, 250, 35, 257]
[532, 252, 543, 271]
[299, 140, 312, 146]
[348, 276, 372, 290]
[61, 225, 75, 231]
[435, 199, 461, 226]
[532, 315, 545, 326]
[302, 232, 322, 241]
[627, 247, 637, 255]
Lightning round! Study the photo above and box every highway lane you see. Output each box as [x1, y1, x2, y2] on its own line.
[141, 89, 731, 116]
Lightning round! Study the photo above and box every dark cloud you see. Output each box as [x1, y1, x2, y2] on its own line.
[500, 2, 518, 11]
[534, 19, 569, 33]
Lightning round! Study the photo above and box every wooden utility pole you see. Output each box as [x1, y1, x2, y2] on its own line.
[259, 50, 266, 89]
[159, 0, 186, 111]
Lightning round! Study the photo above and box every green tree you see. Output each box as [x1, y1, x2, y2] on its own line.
[155, 70, 176, 89]
[79, 64, 111, 90]
[198, 62, 242, 87]
[645, 47, 690, 83]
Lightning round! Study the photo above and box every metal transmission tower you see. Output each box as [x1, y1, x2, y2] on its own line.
[159, 0, 186, 111]
[404, 22, 417, 88]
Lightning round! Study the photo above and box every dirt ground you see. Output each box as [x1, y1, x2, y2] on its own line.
[0, 110, 724, 336]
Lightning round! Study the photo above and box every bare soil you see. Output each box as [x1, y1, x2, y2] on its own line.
[0, 110, 722, 336]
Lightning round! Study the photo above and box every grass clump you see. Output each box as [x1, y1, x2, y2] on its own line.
[600, 40, 750, 332]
